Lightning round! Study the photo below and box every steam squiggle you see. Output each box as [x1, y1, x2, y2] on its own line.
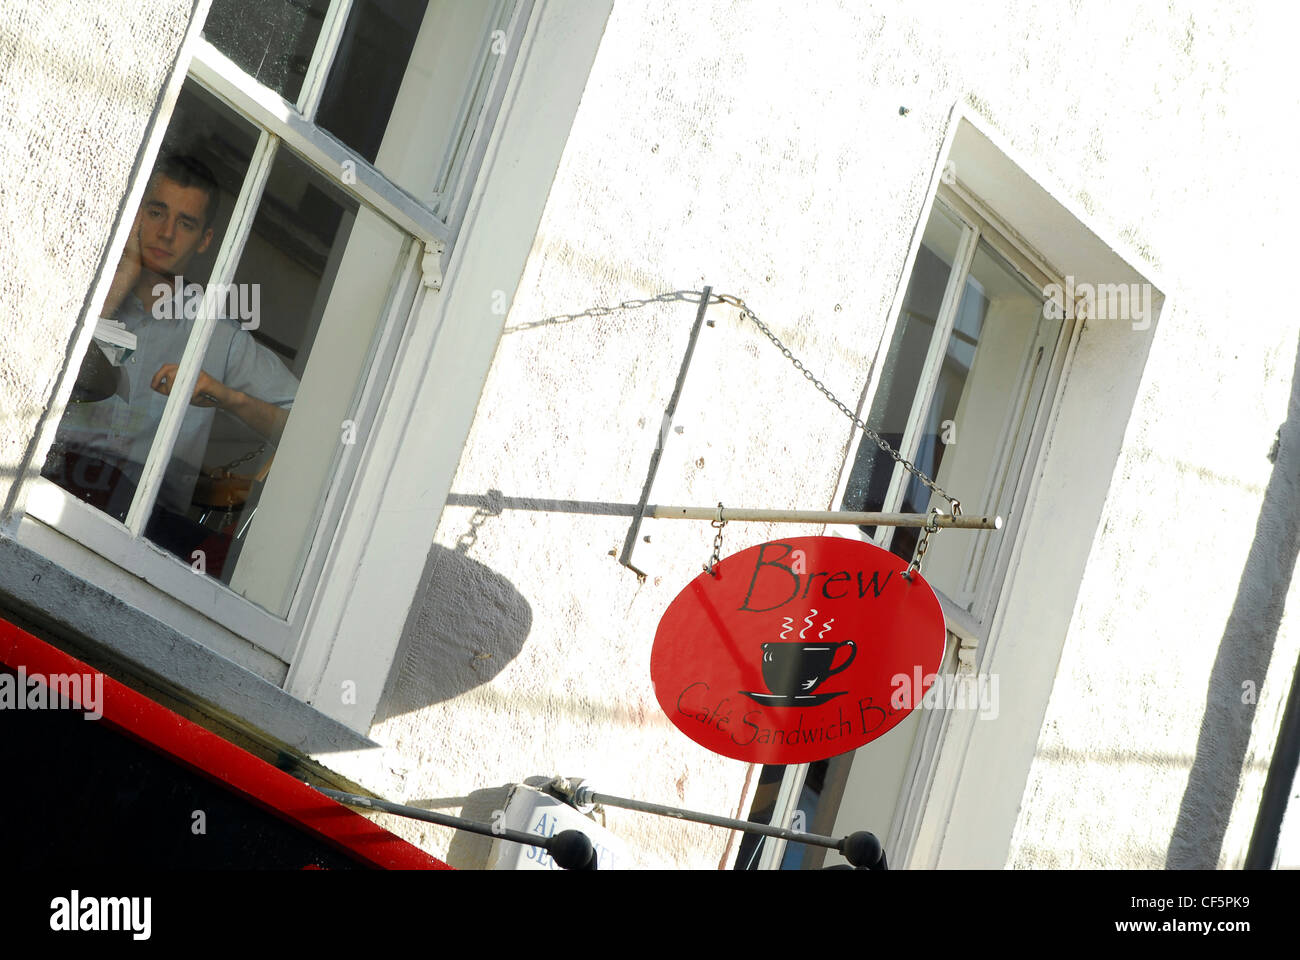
[799, 609, 818, 640]
[819, 618, 835, 639]
[779, 617, 794, 640]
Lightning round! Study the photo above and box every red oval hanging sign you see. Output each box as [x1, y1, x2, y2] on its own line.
[651, 536, 946, 765]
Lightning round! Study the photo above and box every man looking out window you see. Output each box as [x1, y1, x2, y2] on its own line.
[43, 154, 298, 562]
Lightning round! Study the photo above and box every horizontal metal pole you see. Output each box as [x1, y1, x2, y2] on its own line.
[311, 785, 554, 853]
[649, 505, 1002, 530]
[575, 788, 842, 851]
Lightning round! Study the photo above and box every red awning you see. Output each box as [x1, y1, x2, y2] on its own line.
[0, 616, 449, 870]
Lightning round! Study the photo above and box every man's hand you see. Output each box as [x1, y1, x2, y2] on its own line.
[151, 364, 227, 407]
[102, 209, 144, 317]
[151, 363, 289, 443]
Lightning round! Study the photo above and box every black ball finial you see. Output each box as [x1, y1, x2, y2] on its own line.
[548, 830, 598, 870]
[841, 831, 883, 869]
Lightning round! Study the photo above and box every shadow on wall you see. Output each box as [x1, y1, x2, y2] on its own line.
[444, 782, 516, 869]
[502, 289, 712, 334]
[374, 542, 533, 722]
[371, 292, 723, 723]
[1167, 329, 1300, 868]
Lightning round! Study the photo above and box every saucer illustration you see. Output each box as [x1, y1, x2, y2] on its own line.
[740, 690, 847, 707]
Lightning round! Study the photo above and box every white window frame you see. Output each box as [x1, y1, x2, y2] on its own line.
[16, 0, 534, 667]
[743, 180, 1082, 870]
[863, 184, 1068, 632]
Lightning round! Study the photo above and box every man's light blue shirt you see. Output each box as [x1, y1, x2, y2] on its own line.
[56, 292, 298, 512]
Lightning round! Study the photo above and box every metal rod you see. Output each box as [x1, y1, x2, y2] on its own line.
[649, 505, 1001, 529]
[575, 787, 842, 850]
[311, 785, 551, 852]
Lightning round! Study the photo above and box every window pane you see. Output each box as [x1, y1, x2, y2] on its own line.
[733, 760, 842, 870]
[841, 207, 965, 533]
[316, 0, 429, 161]
[41, 81, 259, 536]
[316, 0, 512, 205]
[202, 0, 331, 103]
[733, 764, 786, 870]
[148, 146, 409, 616]
[892, 240, 1059, 610]
[888, 247, 988, 563]
[779, 760, 829, 870]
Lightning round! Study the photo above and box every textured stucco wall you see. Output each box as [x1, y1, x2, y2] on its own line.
[0, 0, 193, 514]
[369, 0, 1300, 868]
[995, 4, 1299, 869]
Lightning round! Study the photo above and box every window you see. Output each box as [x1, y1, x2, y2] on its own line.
[27, 1, 527, 656]
[736, 179, 1076, 869]
[842, 187, 1062, 616]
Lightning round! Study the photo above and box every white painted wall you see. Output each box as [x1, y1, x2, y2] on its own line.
[365, 0, 1300, 869]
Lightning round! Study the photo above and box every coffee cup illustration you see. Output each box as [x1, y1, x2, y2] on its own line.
[759, 640, 857, 698]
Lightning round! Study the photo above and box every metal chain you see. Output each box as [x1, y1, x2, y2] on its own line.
[713, 293, 970, 578]
[215, 441, 268, 474]
[713, 293, 961, 516]
[703, 502, 727, 576]
[903, 507, 944, 581]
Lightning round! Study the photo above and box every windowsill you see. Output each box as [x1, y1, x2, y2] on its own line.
[0, 532, 380, 764]
[936, 590, 981, 645]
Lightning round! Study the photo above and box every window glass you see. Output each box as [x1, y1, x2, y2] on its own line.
[41, 81, 258, 541]
[734, 760, 840, 870]
[315, 0, 430, 160]
[841, 206, 965, 536]
[151, 146, 408, 615]
[206, 0, 515, 212]
[899, 239, 1058, 610]
[733, 764, 785, 870]
[841, 201, 1059, 611]
[778, 760, 830, 869]
[316, 0, 511, 205]
[202, 0, 331, 103]
[886, 244, 989, 564]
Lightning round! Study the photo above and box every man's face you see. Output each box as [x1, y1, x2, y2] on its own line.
[137, 174, 214, 277]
